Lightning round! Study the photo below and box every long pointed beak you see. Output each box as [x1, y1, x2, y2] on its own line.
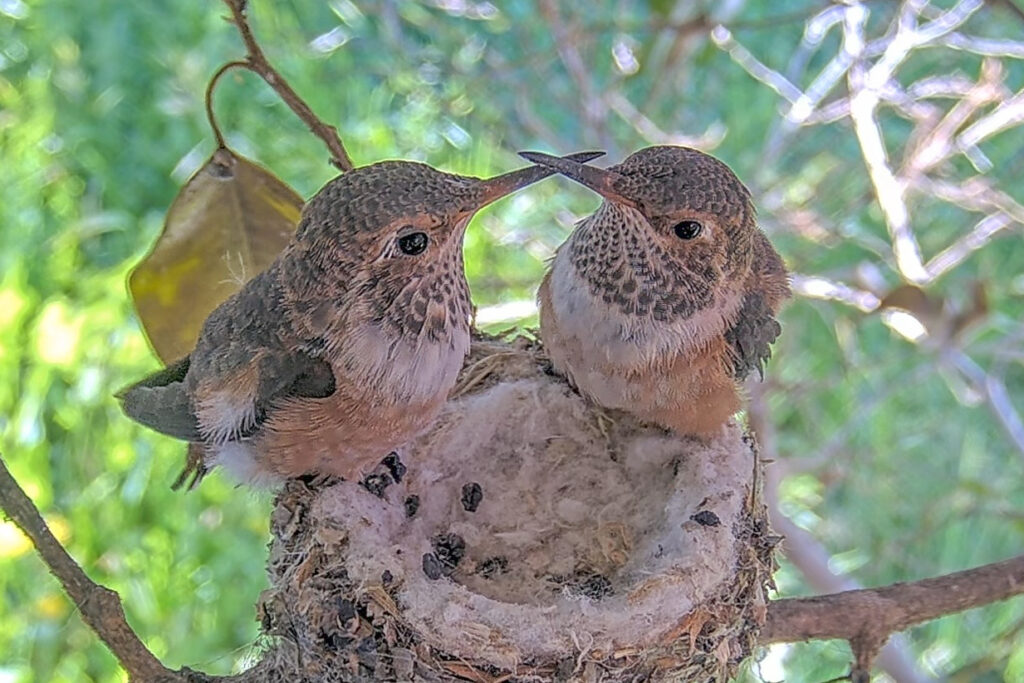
[517, 150, 642, 211]
[465, 150, 605, 212]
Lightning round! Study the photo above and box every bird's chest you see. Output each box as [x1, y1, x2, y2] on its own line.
[544, 252, 740, 376]
[331, 323, 470, 403]
[546, 252, 668, 368]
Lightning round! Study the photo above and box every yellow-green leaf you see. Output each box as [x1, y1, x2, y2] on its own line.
[129, 149, 303, 363]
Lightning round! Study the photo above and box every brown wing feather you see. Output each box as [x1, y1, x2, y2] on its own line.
[117, 355, 203, 441]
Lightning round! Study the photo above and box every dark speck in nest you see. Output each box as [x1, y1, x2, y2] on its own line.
[361, 472, 392, 498]
[295, 472, 342, 490]
[404, 495, 420, 518]
[691, 510, 721, 527]
[422, 553, 443, 580]
[431, 533, 466, 575]
[323, 629, 354, 651]
[381, 570, 393, 586]
[576, 574, 613, 599]
[382, 452, 406, 482]
[553, 571, 614, 600]
[460, 482, 483, 512]
[336, 598, 357, 626]
[477, 556, 509, 579]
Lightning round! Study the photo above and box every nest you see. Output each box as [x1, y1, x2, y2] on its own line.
[244, 333, 778, 682]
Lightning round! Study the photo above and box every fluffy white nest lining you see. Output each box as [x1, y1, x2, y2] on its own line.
[251, 334, 777, 682]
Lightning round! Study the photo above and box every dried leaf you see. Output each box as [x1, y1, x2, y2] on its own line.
[129, 149, 302, 363]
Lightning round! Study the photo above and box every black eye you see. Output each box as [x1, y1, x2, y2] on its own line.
[673, 220, 703, 240]
[398, 231, 429, 255]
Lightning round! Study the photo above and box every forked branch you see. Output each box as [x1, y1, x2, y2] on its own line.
[208, 0, 355, 172]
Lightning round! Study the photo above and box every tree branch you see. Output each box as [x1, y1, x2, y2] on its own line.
[0, 455, 188, 682]
[219, 0, 354, 172]
[762, 553, 1024, 644]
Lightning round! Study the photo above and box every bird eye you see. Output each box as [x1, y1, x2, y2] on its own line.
[673, 220, 703, 240]
[397, 231, 429, 255]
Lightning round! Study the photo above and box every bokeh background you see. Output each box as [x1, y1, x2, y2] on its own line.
[2, 1, 1023, 681]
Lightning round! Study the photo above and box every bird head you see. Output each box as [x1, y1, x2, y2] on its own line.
[521, 146, 788, 326]
[292, 152, 604, 342]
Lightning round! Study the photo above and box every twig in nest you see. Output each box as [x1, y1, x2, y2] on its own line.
[208, 0, 355, 172]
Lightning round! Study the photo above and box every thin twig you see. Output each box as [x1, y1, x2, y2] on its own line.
[945, 350, 1024, 463]
[220, 0, 354, 171]
[925, 213, 1015, 279]
[604, 91, 724, 149]
[0, 455, 186, 682]
[205, 60, 250, 151]
[711, 25, 804, 104]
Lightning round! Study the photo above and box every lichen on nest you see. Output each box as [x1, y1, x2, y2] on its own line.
[247, 331, 778, 682]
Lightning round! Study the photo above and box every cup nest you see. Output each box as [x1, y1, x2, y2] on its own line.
[245, 332, 778, 682]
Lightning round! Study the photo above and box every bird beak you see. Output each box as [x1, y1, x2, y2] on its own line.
[465, 150, 606, 212]
[517, 151, 642, 211]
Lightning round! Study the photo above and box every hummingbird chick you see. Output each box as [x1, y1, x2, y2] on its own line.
[119, 152, 603, 487]
[520, 146, 790, 436]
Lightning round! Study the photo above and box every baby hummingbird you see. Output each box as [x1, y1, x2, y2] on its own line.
[520, 146, 790, 436]
[119, 152, 603, 487]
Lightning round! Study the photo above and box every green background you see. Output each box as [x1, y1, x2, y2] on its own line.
[1, 1, 1023, 681]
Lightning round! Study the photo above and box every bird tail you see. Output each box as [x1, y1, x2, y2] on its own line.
[117, 356, 203, 442]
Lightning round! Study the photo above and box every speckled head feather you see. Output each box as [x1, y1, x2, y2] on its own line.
[521, 146, 768, 324]
[287, 153, 606, 346]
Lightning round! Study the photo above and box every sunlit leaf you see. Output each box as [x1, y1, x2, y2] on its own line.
[128, 149, 303, 363]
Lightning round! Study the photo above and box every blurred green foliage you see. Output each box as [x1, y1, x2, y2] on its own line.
[1, 1, 1022, 681]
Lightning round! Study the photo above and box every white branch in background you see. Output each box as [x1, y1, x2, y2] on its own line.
[845, 3, 931, 284]
[710, 25, 803, 104]
[916, 177, 1024, 223]
[786, 4, 858, 125]
[605, 91, 726, 149]
[904, 59, 1005, 174]
[940, 31, 1024, 57]
[926, 213, 1014, 279]
[790, 274, 881, 312]
[958, 88, 1024, 150]
[906, 73, 981, 99]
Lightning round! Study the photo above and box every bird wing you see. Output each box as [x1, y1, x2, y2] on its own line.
[120, 261, 339, 442]
[117, 355, 203, 441]
[723, 291, 782, 381]
[252, 348, 337, 417]
[118, 346, 337, 443]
